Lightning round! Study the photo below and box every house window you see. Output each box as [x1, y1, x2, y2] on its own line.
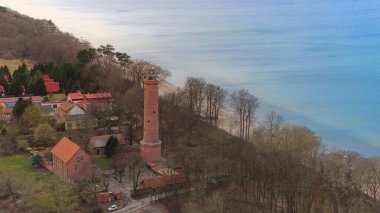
[77, 156, 83, 162]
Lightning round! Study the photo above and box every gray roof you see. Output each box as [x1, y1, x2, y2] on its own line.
[40, 105, 54, 113]
[65, 114, 97, 121]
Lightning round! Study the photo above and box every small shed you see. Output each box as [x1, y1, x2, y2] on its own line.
[88, 133, 126, 155]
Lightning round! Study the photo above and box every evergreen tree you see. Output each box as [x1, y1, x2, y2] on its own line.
[77, 48, 96, 64]
[0, 65, 10, 76]
[10, 78, 22, 95]
[10, 63, 30, 95]
[104, 136, 119, 157]
[116, 52, 132, 68]
[0, 65, 11, 95]
[12, 98, 32, 119]
[31, 154, 42, 167]
[33, 77, 47, 96]
[98, 44, 115, 59]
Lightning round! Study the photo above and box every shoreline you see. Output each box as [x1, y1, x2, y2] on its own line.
[158, 79, 242, 136]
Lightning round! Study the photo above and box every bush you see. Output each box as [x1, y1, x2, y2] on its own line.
[31, 154, 42, 167]
[17, 139, 29, 151]
[34, 123, 57, 146]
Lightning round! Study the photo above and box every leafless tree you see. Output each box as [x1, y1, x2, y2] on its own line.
[159, 89, 187, 151]
[0, 9, 89, 63]
[230, 89, 258, 140]
[127, 60, 171, 87]
[204, 84, 227, 127]
[126, 150, 144, 192]
[111, 146, 128, 183]
[184, 77, 206, 144]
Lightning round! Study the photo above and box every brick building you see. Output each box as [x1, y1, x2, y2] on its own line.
[50, 137, 91, 183]
[140, 65, 161, 163]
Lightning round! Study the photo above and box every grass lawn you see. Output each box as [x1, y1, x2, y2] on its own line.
[0, 155, 82, 212]
[0, 58, 36, 73]
[45, 93, 67, 101]
[0, 155, 51, 179]
[93, 156, 112, 170]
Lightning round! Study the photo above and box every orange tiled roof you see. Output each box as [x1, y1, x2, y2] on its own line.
[84, 92, 112, 100]
[68, 91, 84, 100]
[51, 137, 80, 163]
[58, 102, 76, 113]
[2, 107, 12, 114]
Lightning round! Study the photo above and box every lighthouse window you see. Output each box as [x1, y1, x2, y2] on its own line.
[153, 111, 156, 114]
[148, 120, 150, 123]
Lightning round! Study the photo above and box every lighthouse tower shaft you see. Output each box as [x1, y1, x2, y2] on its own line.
[140, 67, 161, 163]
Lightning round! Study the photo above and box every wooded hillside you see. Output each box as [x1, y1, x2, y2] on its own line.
[0, 6, 89, 63]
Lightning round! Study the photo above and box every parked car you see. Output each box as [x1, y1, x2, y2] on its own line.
[108, 204, 118, 212]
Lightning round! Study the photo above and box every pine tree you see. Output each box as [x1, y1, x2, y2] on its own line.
[10, 63, 30, 95]
[33, 77, 47, 95]
[12, 98, 32, 119]
[105, 136, 119, 157]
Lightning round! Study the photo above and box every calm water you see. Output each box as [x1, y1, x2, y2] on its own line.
[3, 0, 380, 156]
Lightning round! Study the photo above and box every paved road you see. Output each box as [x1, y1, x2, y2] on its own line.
[109, 175, 152, 213]
[108, 176, 130, 194]
[101, 169, 187, 213]
[93, 166, 154, 213]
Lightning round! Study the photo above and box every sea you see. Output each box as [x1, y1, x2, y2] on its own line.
[2, 0, 380, 156]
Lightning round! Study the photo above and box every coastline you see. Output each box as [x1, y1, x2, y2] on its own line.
[159, 79, 241, 136]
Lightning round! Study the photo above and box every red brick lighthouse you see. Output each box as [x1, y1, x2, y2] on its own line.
[140, 64, 161, 163]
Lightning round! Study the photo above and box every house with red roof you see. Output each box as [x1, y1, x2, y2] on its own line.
[67, 91, 113, 103]
[50, 137, 91, 183]
[67, 91, 84, 103]
[43, 75, 60, 93]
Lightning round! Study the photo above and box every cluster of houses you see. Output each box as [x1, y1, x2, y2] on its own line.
[0, 96, 43, 121]
[1, 66, 188, 205]
[0, 90, 112, 131]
